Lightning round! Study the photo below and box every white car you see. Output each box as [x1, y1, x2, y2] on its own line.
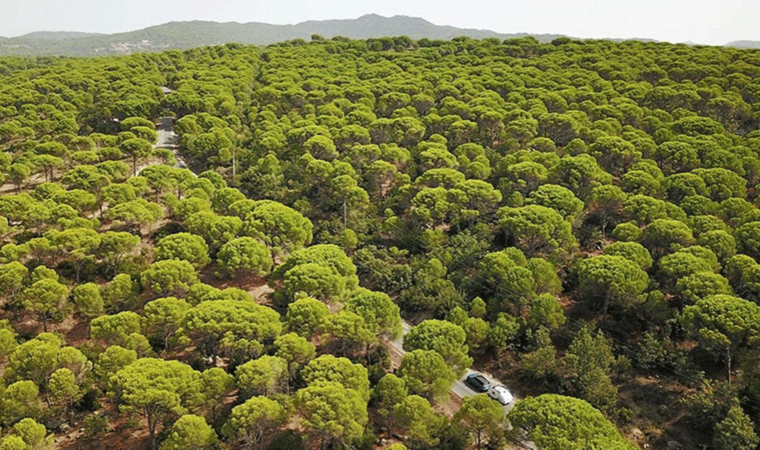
[487, 385, 514, 405]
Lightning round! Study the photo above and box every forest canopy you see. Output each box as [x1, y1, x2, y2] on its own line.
[0, 34, 760, 450]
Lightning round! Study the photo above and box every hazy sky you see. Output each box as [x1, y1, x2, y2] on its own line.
[1, 0, 758, 45]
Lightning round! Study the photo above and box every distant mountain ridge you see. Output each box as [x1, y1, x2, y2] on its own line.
[0, 14, 753, 57]
[0, 14, 567, 57]
[13, 31, 105, 41]
[726, 40, 760, 49]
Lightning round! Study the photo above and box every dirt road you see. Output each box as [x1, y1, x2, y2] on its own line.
[135, 115, 192, 176]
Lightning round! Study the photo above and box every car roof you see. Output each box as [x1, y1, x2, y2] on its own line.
[493, 386, 510, 393]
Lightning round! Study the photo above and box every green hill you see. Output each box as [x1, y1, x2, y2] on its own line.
[0, 14, 566, 56]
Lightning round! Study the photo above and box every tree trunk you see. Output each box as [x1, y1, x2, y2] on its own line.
[146, 408, 158, 450]
[271, 249, 278, 268]
[343, 198, 348, 227]
[727, 346, 732, 385]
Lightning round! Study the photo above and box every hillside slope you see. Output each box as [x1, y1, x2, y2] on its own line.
[0, 14, 565, 56]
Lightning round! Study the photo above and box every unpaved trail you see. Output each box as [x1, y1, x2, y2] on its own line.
[155, 116, 192, 172]
[136, 114, 193, 176]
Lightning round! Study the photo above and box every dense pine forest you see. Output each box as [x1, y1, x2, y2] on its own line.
[0, 35, 760, 450]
